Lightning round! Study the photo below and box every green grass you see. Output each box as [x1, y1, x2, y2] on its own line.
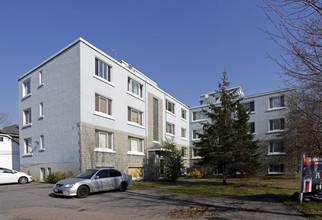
[128, 180, 177, 190]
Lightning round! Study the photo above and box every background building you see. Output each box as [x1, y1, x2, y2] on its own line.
[0, 124, 20, 170]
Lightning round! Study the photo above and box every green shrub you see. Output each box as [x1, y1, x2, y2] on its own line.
[45, 171, 74, 183]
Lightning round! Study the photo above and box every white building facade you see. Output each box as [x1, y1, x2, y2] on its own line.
[18, 38, 190, 180]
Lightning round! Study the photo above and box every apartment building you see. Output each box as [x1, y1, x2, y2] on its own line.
[18, 38, 190, 180]
[189, 87, 296, 176]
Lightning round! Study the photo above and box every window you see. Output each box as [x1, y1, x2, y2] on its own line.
[0, 137, 3, 142]
[39, 135, 44, 150]
[95, 94, 112, 115]
[166, 122, 175, 135]
[153, 98, 159, 142]
[269, 118, 285, 131]
[269, 142, 284, 154]
[110, 169, 122, 177]
[193, 111, 207, 121]
[166, 100, 175, 114]
[24, 138, 32, 154]
[39, 71, 43, 85]
[249, 122, 255, 133]
[97, 131, 113, 150]
[192, 148, 201, 158]
[181, 147, 187, 158]
[128, 107, 143, 125]
[128, 78, 143, 97]
[96, 170, 109, 178]
[192, 129, 202, 140]
[39, 102, 44, 117]
[40, 168, 46, 180]
[22, 78, 31, 97]
[23, 108, 32, 125]
[128, 137, 144, 153]
[181, 109, 187, 119]
[269, 164, 284, 174]
[95, 58, 112, 82]
[244, 101, 255, 112]
[181, 128, 187, 138]
[269, 96, 284, 109]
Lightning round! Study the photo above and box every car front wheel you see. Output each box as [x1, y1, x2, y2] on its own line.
[119, 182, 128, 192]
[18, 177, 28, 184]
[77, 185, 89, 198]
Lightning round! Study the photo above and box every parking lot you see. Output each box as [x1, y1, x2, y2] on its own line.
[0, 182, 308, 220]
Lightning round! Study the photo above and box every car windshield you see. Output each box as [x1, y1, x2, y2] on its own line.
[75, 169, 98, 179]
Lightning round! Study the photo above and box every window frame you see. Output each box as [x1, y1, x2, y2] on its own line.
[95, 131, 114, 152]
[23, 108, 32, 126]
[128, 137, 144, 155]
[39, 70, 43, 86]
[268, 142, 284, 155]
[166, 122, 175, 135]
[128, 107, 143, 126]
[39, 102, 44, 118]
[166, 100, 175, 114]
[39, 135, 44, 151]
[268, 164, 284, 174]
[269, 96, 285, 109]
[95, 58, 112, 82]
[181, 147, 187, 158]
[181, 128, 187, 139]
[249, 122, 255, 134]
[95, 94, 112, 116]
[181, 109, 187, 120]
[128, 77, 143, 98]
[192, 129, 202, 140]
[192, 148, 201, 159]
[192, 111, 207, 121]
[269, 118, 285, 132]
[22, 78, 31, 97]
[24, 138, 32, 155]
[244, 101, 255, 112]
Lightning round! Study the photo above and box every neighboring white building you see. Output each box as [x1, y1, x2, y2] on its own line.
[0, 125, 20, 170]
[18, 38, 190, 180]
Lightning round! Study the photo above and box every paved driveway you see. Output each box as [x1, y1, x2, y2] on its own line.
[0, 182, 307, 219]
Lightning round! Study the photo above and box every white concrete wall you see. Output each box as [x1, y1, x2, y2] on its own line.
[18, 43, 81, 177]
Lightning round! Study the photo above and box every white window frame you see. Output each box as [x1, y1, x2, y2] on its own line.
[39, 135, 44, 151]
[181, 128, 187, 139]
[192, 111, 207, 121]
[192, 148, 201, 159]
[39, 102, 44, 118]
[166, 122, 175, 136]
[181, 109, 187, 120]
[128, 77, 143, 98]
[95, 94, 112, 116]
[128, 107, 143, 126]
[22, 78, 31, 97]
[128, 137, 144, 155]
[244, 101, 255, 112]
[95, 58, 112, 82]
[23, 108, 32, 126]
[269, 118, 285, 132]
[192, 129, 202, 140]
[24, 138, 32, 155]
[181, 147, 187, 158]
[249, 122, 255, 134]
[268, 142, 285, 155]
[268, 164, 284, 174]
[166, 100, 175, 114]
[269, 96, 285, 109]
[39, 70, 43, 86]
[95, 131, 114, 153]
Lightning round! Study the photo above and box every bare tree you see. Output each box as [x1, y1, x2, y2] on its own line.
[0, 113, 10, 128]
[262, 0, 322, 155]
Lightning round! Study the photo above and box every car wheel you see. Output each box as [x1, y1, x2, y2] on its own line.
[119, 182, 127, 192]
[77, 185, 89, 198]
[18, 177, 28, 184]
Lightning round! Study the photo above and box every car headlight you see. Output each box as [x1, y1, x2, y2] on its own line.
[64, 183, 75, 187]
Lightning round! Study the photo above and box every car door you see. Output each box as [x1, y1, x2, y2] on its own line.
[109, 169, 122, 190]
[0, 168, 17, 184]
[93, 169, 113, 192]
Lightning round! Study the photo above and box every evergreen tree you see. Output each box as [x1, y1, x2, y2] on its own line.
[160, 141, 183, 182]
[195, 71, 259, 184]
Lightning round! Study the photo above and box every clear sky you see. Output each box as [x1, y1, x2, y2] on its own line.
[0, 0, 284, 125]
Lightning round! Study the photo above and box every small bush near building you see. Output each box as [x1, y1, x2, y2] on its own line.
[188, 170, 204, 179]
[45, 171, 73, 183]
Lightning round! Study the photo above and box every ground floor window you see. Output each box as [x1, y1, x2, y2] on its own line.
[268, 164, 284, 174]
[128, 137, 144, 154]
[96, 131, 113, 151]
[192, 148, 201, 159]
[128, 167, 143, 179]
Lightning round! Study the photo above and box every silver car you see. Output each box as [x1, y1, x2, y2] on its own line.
[53, 168, 132, 198]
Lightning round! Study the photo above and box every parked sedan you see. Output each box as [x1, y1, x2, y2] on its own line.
[53, 168, 132, 198]
[0, 167, 33, 184]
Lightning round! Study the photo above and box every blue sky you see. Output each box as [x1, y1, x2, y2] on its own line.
[0, 0, 283, 124]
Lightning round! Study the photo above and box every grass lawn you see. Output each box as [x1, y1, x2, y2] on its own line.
[133, 176, 322, 219]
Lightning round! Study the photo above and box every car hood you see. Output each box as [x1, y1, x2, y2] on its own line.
[56, 178, 89, 185]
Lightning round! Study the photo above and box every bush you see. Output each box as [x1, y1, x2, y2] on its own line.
[160, 141, 183, 182]
[188, 170, 204, 179]
[45, 171, 73, 184]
